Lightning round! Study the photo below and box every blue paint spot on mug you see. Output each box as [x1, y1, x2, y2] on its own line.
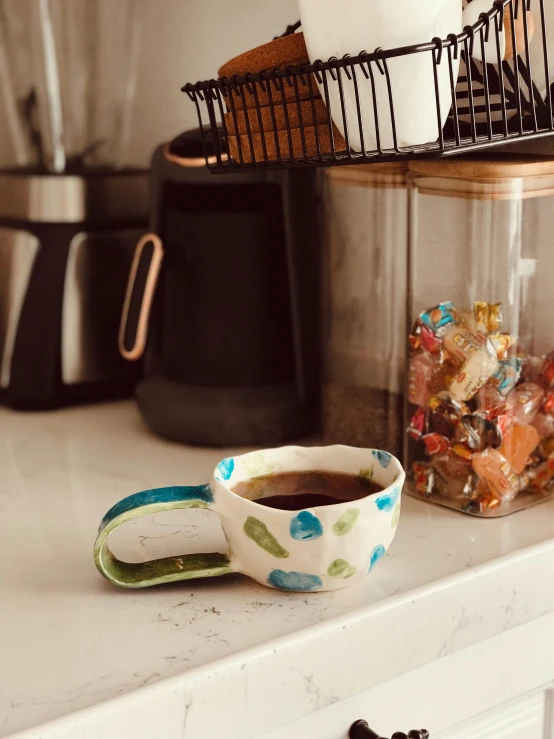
[372, 450, 392, 469]
[217, 458, 235, 482]
[290, 511, 323, 541]
[369, 545, 386, 572]
[268, 570, 323, 592]
[375, 486, 400, 512]
[100, 485, 213, 531]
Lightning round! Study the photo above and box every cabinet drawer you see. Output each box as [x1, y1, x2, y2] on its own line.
[439, 693, 547, 739]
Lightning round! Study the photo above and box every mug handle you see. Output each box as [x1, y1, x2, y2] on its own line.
[94, 485, 232, 589]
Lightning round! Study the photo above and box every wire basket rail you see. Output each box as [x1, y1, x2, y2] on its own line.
[182, 0, 554, 172]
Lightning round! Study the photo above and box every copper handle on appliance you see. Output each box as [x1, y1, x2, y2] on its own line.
[119, 233, 164, 362]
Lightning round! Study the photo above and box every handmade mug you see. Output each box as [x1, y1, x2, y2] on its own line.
[94, 445, 405, 593]
[298, 0, 462, 151]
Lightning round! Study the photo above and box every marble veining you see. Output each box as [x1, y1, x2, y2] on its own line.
[2, 402, 554, 738]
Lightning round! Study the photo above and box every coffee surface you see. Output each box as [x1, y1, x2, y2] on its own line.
[232, 470, 382, 510]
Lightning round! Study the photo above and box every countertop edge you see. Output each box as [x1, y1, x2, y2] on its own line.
[7, 536, 554, 739]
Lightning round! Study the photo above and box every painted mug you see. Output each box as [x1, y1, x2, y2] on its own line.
[94, 445, 405, 593]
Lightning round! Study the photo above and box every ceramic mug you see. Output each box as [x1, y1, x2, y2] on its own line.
[298, 0, 462, 151]
[94, 446, 405, 593]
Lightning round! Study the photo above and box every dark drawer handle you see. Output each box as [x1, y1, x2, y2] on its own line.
[350, 721, 430, 739]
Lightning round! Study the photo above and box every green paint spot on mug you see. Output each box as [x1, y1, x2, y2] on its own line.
[327, 559, 356, 579]
[242, 452, 273, 478]
[332, 508, 360, 537]
[391, 503, 401, 529]
[359, 466, 374, 483]
[243, 517, 289, 559]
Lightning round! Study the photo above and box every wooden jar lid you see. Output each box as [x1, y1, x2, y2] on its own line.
[409, 156, 554, 200]
[408, 156, 554, 180]
[326, 162, 408, 189]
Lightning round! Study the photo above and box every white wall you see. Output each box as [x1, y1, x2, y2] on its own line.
[129, 0, 299, 168]
[0, 0, 299, 169]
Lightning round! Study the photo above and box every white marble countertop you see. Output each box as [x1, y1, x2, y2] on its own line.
[2, 401, 554, 739]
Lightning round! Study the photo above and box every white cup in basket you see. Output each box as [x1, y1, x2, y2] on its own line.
[298, 0, 463, 151]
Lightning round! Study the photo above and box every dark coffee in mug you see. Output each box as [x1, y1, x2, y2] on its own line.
[232, 470, 383, 511]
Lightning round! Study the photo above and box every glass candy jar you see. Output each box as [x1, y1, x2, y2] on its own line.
[407, 157, 554, 517]
[322, 163, 408, 458]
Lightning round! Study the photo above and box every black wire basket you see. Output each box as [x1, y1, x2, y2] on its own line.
[182, 0, 554, 172]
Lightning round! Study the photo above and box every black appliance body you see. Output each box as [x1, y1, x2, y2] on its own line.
[121, 132, 321, 447]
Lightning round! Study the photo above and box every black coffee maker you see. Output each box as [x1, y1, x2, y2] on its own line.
[120, 130, 321, 446]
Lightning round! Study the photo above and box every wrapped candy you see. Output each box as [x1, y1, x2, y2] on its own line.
[472, 449, 523, 503]
[459, 412, 504, 451]
[452, 443, 473, 460]
[408, 407, 427, 441]
[477, 383, 505, 411]
[408, 299, 552, 512]
[419, 302, 458, 334]
[412, 461, 434, 496]
[443, 324, 488, 365]
[408, 351, 439, 407]
[507, 383, 545, 425]
[447, 348, 499, 402]
[432, 454, 476, 502]
[532, 412, 554, 440]
[458, 302, 502, 334]
[422, 433, 450, 457]
[488, 333, 516, 360]
[499, 424, 541, 475]
[428, 401, 460, 439]
[492, 357, 523, 396]
[539, 437, 554, 460]
[474, 302, 502, 333]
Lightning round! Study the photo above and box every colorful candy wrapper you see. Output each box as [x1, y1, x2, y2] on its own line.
[412, 461, 434, 496]
[428, 405, 458, 439]
[422, 433, 450, 457]
[472, 448, 522, 502]
[532, 412, 554, 440]
[452, 443, 473, 460]
[476, 383, 506, 411]
[465, 490, 502, 514]
[418, 302, 458, 335]
[408, 351, 439, 407]
[492, 357, 523, 396]
[539, 436, 554, 460]
[448, 348, 499, 402]
[488, 333, 516, 360]
[474, 301, 503, 333]
[507, 382, 545, 425]
[408, 407, 427, 441]
[443, 325, 488, 366]
[409, 301, 553, 510]
[443, 451, 474, 479]
[432, 455, 475, 502]
[410, 325, 441, 354]
[460, 413, 504, 451]
[499, 423, 541, 475]
[420, 325, 442, 355]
